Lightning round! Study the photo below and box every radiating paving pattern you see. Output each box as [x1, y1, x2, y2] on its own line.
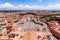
[15, 15, 57, 40]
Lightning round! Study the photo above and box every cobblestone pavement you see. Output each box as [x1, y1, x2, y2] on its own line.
[18, 15, 58, 40]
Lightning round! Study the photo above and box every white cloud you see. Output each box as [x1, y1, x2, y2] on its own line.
[0, 3, 14, 8]
[0, 3, 60, 10]
[38, 0, 43, 2]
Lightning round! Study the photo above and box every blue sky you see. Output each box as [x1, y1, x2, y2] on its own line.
[0, 0, 60, 10]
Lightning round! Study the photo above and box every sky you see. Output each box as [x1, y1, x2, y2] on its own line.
[0, 0, 60, 10]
